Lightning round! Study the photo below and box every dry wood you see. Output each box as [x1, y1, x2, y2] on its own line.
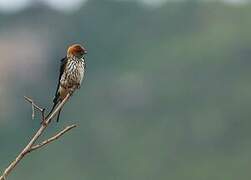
[0, 93, 76, 180]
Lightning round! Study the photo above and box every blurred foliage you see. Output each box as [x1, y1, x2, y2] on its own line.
[1, 1, 251, 180]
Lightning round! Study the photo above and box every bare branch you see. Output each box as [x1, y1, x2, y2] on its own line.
[44, 93, 71, 125]
[24, 96, 45, 120]
[0, 93, 74, 180]
[28, 124, 77, 152]
[24, 96, 44, 112]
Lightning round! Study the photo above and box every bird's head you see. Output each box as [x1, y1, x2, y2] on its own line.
[67, 44, 87, 58]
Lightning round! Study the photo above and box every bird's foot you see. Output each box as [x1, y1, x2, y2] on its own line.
[69, 89, 75, 96]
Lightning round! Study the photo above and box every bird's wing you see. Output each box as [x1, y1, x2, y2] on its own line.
[53, 57, 67, 104]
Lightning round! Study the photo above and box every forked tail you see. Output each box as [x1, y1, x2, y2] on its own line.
[45, 93, 62, 122]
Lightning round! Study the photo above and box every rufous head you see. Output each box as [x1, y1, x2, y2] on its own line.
[67, 44, 87, 58]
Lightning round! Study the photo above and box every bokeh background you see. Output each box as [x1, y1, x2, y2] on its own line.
[0, 0, 251, 179]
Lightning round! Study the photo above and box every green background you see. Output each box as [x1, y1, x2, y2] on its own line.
[0, 0, 251, 179]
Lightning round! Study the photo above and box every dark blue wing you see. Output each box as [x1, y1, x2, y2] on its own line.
[53, 57, 67, 103]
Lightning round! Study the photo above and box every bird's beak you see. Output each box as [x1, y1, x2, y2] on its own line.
[84, 50, 87, 54]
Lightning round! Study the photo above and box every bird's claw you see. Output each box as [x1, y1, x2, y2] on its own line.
[69, 89, 75, 96]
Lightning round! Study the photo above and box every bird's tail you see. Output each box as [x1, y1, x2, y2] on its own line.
[45, 92, 62, 122]
[56, 108, 62, 122]
[45, 101, 57, 119]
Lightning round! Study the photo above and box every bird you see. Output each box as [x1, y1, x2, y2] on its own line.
[45, 44, 87, 123]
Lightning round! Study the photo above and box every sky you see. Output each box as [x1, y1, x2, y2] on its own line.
[0, 0, 248, 13]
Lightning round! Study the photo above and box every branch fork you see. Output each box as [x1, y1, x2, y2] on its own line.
[24, 96, 45, 122]
[0, 93, 77, 180]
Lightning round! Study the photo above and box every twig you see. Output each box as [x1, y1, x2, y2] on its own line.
[0, 93, 73, 180]
[24, 96, 45, 120]
[28, 124, 77, 152]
